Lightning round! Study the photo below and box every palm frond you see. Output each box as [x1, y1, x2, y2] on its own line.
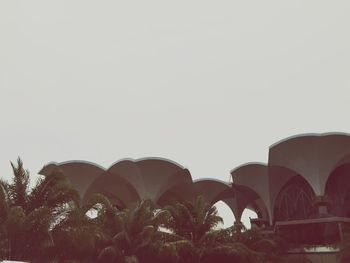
[26, 170, 79, 212]
[9, 158, 29, 207]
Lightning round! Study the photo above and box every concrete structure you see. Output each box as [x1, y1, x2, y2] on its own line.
[39, 133, 350, 263]
[230, 133, 350, 223]
[230, 133, 350, 263]
[39, 158, 232, 211]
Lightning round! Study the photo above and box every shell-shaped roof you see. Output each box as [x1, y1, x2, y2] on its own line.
[39, 158, 192, 206]
[107, 158, 191, 201]
[230, 163, 271, 220]
[228, 133, 350, 223]
[269, 133, 350, 195]
[39, 161, 105, 198]
[39, 133, 350, 225]
[193, 179, 231, 205]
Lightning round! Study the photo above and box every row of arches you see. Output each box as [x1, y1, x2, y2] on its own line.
[39, 132, 350, 228]
[39, 159, 350, 227]
[230, 133, 350, 225]
[233, 163, 350, 225]
[39, 158, 262, 228]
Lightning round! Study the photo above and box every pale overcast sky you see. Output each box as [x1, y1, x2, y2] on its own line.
[1, 1, 350, 226]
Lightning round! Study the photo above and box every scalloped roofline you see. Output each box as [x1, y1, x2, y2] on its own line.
[42, 160, 106, 171]
[41, 157, 186, 173]
[193, 178, 231, 187]
[269, 132, 350, 149]
[107, 157, 186, 170]
[230, 162, 267, 175]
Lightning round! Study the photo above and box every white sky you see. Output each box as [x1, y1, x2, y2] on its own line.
[1, 1, 350, 226]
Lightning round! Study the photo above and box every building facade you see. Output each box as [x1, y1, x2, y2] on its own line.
[40, 133, 350, 263]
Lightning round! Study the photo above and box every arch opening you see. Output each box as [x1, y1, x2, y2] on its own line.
[213, 201, 235, 229]
[241, 208, 258, 229]
[274, 175, 317, 222]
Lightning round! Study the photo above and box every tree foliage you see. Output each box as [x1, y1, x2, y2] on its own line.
[0, 158, 79, 261]
[0, 158, 290, 263]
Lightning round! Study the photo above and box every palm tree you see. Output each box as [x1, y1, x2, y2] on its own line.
[0, 159, 302, 263]
[207, 224, 286, 263]
[97, 199, 198, 263]
[0, 158, 79, 262]
[164, 196, 223, 245]
[163, 196, 283, 263]
[44, 193, 115, 262]
[97, 199, 170, 263]
[161, 196, 225, 262]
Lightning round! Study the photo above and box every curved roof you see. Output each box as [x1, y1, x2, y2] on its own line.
[269, 132, 350, 149]
[231, 163, 271, 221]
[231, 183, 266, 220]
[157, 178, 237, 218]
[107, 158, 191, 202]
[269, 133, 350, 195]
[38, 132, 350, 225]
[39, 161, 105, 197]
[228, 133, 350, 222]
[83, 171, 140, 208]
[193, 179, 231, 204]
[39, 157, 192, 206]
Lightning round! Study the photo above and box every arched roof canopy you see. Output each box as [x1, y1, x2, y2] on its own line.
[39, 161, 105, 200]
[39, 158, 192, 207]
[231, 163, 272, 221]
[230, 162, 304, 223]
[157, 179, 238, 219]
[273, 175, 317, 222]
[107, 158, 191, 203]
[83, 170, 140, 209]
[193, 179, 237, 220]
[267, 165, 303, 212]
[231, 183, 268, 221]
[268, 133, 350, 196]
[193, 179, 231, 205]
[156, 181, 195, 207]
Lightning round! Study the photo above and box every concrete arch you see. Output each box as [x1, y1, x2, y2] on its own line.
[230, 163, 272, 222]
[136, 158, 188, 201]
[247, 199, 268, 220]
[156, 181, 195, 207]
[39, 158, 192, 207]
[107, 158, 190, 203]
[230, 163, 303, 224]
[39, 161, 105, 200]
[193, 179, 237, 222]
[83, 170, 140, 208]
[154, 168, 193, 203]
[267, 165, 302, 218]
[107, 160, 145, 199]
[269, 133, 350, 196]
[231, 183, 269, 223]
[273, 175, 317, 222]
[192, 179, 231, 205]
[157, 179, 238, 220]
[269, 132, 350, 149]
